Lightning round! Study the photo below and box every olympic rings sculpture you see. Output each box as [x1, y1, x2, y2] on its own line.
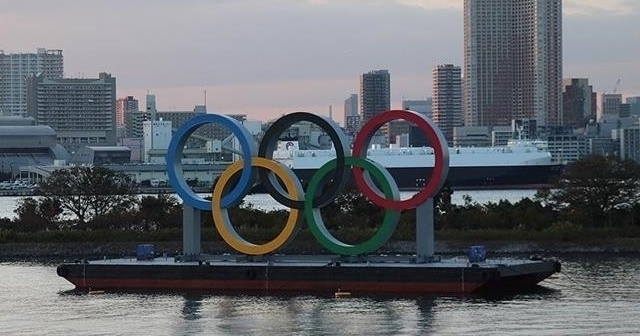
[167, 109, 449, 256]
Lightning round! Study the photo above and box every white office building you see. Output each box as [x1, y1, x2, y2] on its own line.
[143, 119, 172, 163]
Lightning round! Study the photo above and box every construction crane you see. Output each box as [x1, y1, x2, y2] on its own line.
[613, 78, 621, 94]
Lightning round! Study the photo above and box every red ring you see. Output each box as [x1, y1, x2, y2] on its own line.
[352, 110, 449, 210]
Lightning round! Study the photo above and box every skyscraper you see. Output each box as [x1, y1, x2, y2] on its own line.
[562, 78, 594, 128]
[0, 48, 63, 116]
[360, 69, 390, 122]
[360, 69, 391, 145]
[463, 0, 562, 129]
[432, 64, 463, 143]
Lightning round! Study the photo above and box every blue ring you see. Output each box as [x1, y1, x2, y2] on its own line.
[167, 114, 256, 210]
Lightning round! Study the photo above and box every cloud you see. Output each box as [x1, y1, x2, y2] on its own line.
[307, 0, 460, 10]
[563, 0, 633, 16]
[395, 0, 461, 10]
[388, 0, 636, 16]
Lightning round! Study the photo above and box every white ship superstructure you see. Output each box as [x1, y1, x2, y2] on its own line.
[273, 140, 553, 169]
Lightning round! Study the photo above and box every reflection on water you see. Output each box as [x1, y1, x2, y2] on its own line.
[172, 295, 438, 335]
[182, 294, 203, 321]
[1, 254, 639, 335]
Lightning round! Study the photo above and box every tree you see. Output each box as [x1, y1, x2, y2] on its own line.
[540, 155, 640, 228]
[13, 197, 62, 231]
[137, 194, 182, 230]
[37, 166, 137, 227]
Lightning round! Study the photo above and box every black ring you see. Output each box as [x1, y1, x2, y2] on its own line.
[258, 112, 349, 209]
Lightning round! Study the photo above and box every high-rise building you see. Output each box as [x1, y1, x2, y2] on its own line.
[146, 93, 157, 121]
[626, 96, 640, 116]
[360, 69, 390, 122]
[403, 99, 433, 147]
[402, 99, 432, 119]
[343, 94, 359, 135]
[0, 48, 63, 116]
[26, 72, 117, 153]
[562, 78, 594, 128]
[360, 69, 391, 145]
[116, 96, 139, 129]
[600, 93, 623, 120]
[463, 0, 562, 128]
[432, 64, 463, 143]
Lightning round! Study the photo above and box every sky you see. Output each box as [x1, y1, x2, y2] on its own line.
[2, 0, 640, 124]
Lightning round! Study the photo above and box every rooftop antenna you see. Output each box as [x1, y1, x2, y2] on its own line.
[329, 105, 333, 120]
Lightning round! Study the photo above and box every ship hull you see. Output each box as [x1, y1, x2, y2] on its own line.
[291, 164, 564, 190]
[57, 256, 560, 295]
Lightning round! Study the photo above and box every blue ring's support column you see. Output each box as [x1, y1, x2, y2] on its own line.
[416, 198, 434, 262]
[182, 205, 201, 261]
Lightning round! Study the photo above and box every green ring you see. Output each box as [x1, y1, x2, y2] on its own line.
[304, 156, 401, 255]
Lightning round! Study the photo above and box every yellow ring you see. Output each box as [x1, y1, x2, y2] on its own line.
[212, 157, 304, 255]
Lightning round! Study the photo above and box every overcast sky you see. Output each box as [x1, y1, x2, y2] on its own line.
[2, 0, 639, 124]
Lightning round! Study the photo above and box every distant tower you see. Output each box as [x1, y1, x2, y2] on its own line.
[344, 94, 359, 135]
[146, 93, 157, 121]
[360, 70, 391, 145]
[463, 0, 562, 128]
[360, 69, 390, 122]
[0, 48, 63, 116]
[432, 64, 462, 143]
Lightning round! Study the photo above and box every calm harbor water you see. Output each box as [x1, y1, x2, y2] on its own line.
[1, 254, 638, 335]
[239, 189, 540, 212]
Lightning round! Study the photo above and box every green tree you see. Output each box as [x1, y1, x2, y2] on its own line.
[37, 166, 137, 227]
[137, 194, 182, 230]
[540, 155, 640, 228]
[13, 197, 62, 231]
[322, 181, 382, 230]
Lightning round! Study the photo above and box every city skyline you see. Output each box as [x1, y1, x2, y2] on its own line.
[2, 0, 639, 123]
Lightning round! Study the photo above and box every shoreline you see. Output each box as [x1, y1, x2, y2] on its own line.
[2, 240, 638, 263]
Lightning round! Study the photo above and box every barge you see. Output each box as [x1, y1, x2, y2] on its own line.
[56, 254, 560, 295]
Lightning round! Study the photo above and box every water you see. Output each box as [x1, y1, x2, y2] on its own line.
[240, 189, 539, 212]
[1, 255, 638, 335]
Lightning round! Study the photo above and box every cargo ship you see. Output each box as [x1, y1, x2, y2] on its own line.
[56, 252, 561, 295]
[272, 139, 564, 190]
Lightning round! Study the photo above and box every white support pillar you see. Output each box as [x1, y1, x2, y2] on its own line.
[182, 204, 201, 260]
[415, 198, 434, 261]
